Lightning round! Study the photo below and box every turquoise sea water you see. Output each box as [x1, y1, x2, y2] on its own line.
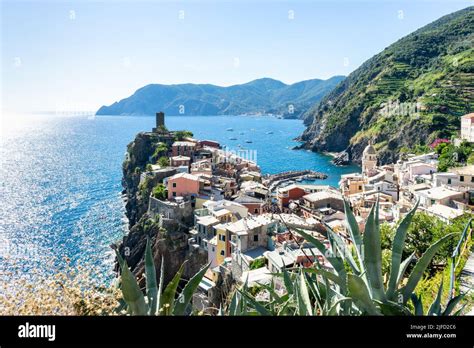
[0, 114, 359, 283]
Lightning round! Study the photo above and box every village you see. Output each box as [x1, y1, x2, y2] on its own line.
[137, 112, 474, 312]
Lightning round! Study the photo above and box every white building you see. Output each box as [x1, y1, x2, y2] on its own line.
[461, 113, 474, 142]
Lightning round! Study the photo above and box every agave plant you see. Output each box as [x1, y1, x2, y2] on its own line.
[236, 199, 466, 316]
[115, 238, 210, 315]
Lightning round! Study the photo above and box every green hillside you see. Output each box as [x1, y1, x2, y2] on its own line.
[300, 6, 473, 164]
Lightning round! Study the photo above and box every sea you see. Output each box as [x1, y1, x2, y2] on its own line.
[0, 114, 359, 285]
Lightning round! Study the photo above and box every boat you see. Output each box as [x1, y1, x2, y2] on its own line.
[245, 140, 253, 143]
[226, 128, 234, 131]
[229, 137, 237, 140]
[266, 131, 274, 134]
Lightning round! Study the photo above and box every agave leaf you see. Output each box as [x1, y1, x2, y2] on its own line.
[281, 263, 294, 295]
[228, 291, 238, 316]
[302, 267, 346, 289]
[376, 300, 412, 316]
[258, 283, 284, 304]
[395, 252, 415, 291]
[160, 261, 186, 315]
[155, 256, 165, 315]
[115, 249, 125, 271]
[144, 238, 158, 315]
[239, 289, 271, 316]
[327, 227, 360, 274]
[297, 270, 313, 315]
[343, 199, 363, 255]
[173, 262, 211, 315]
[442, 294, 465, 316]
[387, 200, 419, 299]
[327, 297, 353, 315]
[400, 233, 456, 304]
[296, 229, 346, 284]
[363, 200, 386, 302]
[120, 261, 148, 315]
[277, 296, 293, 316]
[427, 279, 444, 316]
[347, 274, 381, 315]
[411, 294, 424, 315]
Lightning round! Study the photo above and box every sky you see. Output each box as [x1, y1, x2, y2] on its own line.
[0, 0, 472, 114]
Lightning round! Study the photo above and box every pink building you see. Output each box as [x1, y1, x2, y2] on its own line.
[167, 172, 202, 200]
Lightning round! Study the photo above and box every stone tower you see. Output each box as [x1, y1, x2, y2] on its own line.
[153, 112, 165, 132]
[362, 141, 377, 176]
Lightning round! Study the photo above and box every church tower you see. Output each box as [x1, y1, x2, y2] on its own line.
[362, 141, 377, 176]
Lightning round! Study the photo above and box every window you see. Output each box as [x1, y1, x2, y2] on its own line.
[253, 235, 258, 242]
[220, 235, 226, 242]
[172, 182, 177, 188]
[358, 186, 362, 190]
[471, 177, 474, 183]
[448, 178, 452, 185]
[460, 176, 465, 182]
[254, 208, 259, 213]
[172, 192, 177, 197]
[212, 247, 215, 252]
[220, 250, 225, 256]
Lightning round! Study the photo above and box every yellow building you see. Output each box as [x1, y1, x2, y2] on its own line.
[214, 223, 229, 265]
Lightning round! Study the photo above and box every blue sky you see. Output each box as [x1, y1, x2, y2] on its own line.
[1, 0, 471, 113]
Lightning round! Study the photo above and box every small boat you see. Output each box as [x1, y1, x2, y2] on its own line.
[245, 140, 253, 143]
[229, 137, 237, 140]
[266, 131, 274, 134]
[226, 128, 234, 131]
[239, 132, 244, 135]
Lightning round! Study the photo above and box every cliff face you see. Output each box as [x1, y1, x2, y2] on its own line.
[299, 7, 474, 164]
[117, 132, 207, 282]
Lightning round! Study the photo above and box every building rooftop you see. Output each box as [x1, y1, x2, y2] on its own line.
[168, 172, 200, 181]
[425, 204, 464, 221]
[213, 208, 231, 217]
[171, 155, 191, 161]
[233, 194, 264, 204]
[303, 190, 342, 203]
[417, 186, 463, 200]
[197, 215, 219, 226]
[461, 113, 474, 120]
[227, 215, 275, 235]
[449, 165, 474, 176]
[172, 141, 197, 147]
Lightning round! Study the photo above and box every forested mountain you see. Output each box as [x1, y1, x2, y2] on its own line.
[96, 76, 345, 118]
[299, 6, 473, 164]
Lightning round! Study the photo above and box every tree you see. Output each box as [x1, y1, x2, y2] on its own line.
[174, 130, 193, 141]
[157, 156, 169, 167]
[151, 184, 167, 200]
[153, 143, 168, 160]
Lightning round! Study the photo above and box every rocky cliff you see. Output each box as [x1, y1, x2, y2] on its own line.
[299, 7, 473, 164]
[115, 131, 207, 284]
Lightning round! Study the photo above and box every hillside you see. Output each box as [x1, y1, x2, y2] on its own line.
[299, 7, 474, 164]
[96, 76, 344, 118]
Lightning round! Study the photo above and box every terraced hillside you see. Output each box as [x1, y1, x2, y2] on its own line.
[300, 7, 473, 164]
